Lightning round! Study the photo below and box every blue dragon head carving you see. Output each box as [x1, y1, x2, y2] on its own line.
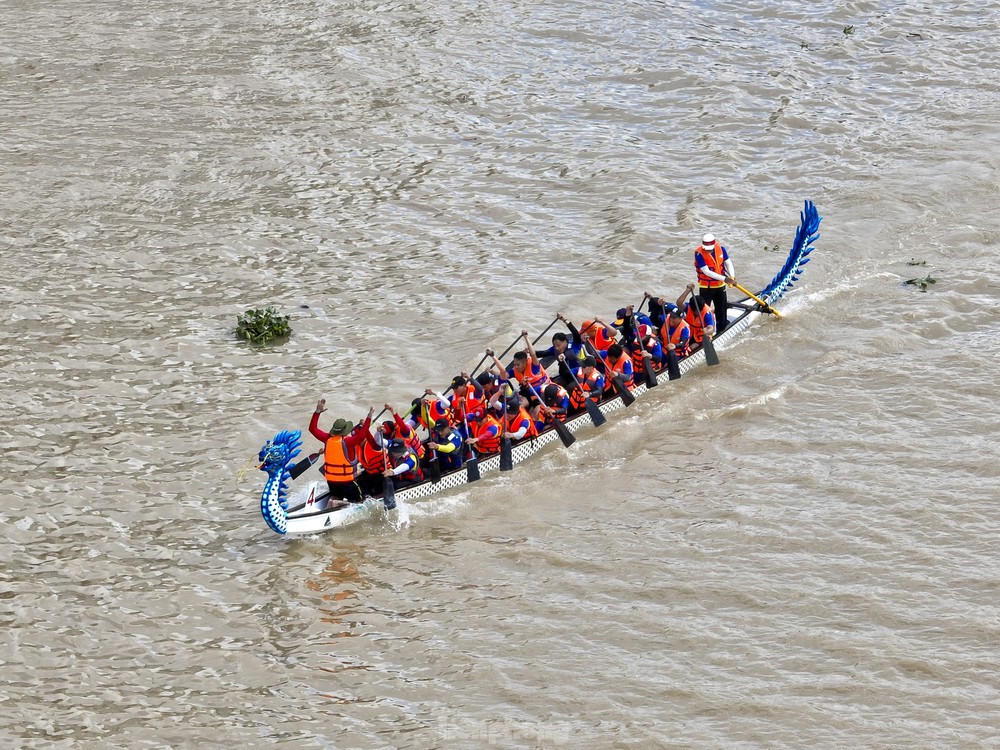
[258, 430, 303, 535]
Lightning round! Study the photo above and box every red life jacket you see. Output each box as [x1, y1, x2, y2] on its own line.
[695, 242, 726, 288]
[629, 325, 659, 371]
[322, 436, 357, 482]
[389, 448, 423, 482]
[569, 370, 603, 409]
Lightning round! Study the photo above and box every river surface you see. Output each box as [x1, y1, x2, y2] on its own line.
[2, 1, 999, 748]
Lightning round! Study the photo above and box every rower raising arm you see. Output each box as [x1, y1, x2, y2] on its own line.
[537, 312, 586, 362]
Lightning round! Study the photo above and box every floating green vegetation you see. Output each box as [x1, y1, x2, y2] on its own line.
[904, 274, 937, 292]
[906, 258, 927, 266]
[236, 306, 291, 344]
[763, 243, 781, 252]
[843, 25, 855, 35]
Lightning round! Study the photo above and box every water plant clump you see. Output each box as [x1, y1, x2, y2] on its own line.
[236, 306, 291, 344]
[904, 274, 937, 292]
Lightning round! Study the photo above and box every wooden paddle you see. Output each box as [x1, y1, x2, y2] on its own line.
[380, 440, 396, 511]
[499, 393, 514, 471]
[422, 402, 442, 483]
[582, 337, 635, 407]
[630, 312, 658, 389]
[665, 348, 681, 380]
[525, 380, 575, 448]
[530, 316, 561, 346]
[460, 409, 481, 482]
[690, 296, 720, 367]
[468, 317, 559, 380]
[470, 332, 526, 380]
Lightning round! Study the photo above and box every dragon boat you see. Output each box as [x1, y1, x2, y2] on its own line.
[256, 200, 821, 536]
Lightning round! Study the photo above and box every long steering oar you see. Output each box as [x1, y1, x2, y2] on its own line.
[729, 280, 781, 317]
[690, 296, 720, 367]
[564, 360, 607, 427]
[380, 440, 397, 511]
[525, 380, 575, 448]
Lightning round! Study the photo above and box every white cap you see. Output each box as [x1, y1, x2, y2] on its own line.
[702, 233, 716, 245]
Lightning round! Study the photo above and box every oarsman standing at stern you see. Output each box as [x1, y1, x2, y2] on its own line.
[694, 232, 736, 333]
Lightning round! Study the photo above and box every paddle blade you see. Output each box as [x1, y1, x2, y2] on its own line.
[585, 398, 607, 427]
[703, 334, 720, 367]
[429, 454, 442, 483]
[465, 454, 481, 482]
[643, 358, 658, 388]
[666, 350, 681, 380]
[288, 452, 320, 480]
[500, 438, 514, 471]
[553, 418, 576, 448]
[382, 476, 396, 510]
[613, 375, 636, 406]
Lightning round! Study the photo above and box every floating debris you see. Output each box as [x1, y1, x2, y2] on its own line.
[904, 274, 937, 291]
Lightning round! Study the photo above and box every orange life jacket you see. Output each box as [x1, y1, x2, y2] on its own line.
[472, 414, 503, 454]
[606, 355, 634, 390]
[685, 304, 711, 343]
[322, 436, 357, 482]
[514, 360, 550, 391]
[451, 389, 487, 423]
[505, 407, 538, 440]
[660, 319, 692, 355]
[586, 326, 616, 354]
[358, 439, 387, 474]
[695, 242, 726, 288]
[387, 419, 425, 459]
[420, 399, 451, 429]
